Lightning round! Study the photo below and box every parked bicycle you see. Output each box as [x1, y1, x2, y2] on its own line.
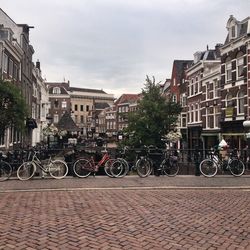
[73, 148, 123, 178]
[113, 146, 156, 178]
[17, 150, 68, 180]
[199, 148, 245, 177]
[0, 151, 12, 181]
[158, 149, 179, 176]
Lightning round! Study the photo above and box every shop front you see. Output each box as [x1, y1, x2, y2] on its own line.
[220, 120, 246, 150]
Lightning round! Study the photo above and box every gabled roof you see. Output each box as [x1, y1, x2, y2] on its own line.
[57, 112, 79, 131]
[115, 94, 140, 105]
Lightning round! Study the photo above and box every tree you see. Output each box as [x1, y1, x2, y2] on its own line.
[0, 79, 28, 132]
[123, 76, 182, 148]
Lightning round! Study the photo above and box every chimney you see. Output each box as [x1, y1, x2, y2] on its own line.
[215, 43, 223, 58]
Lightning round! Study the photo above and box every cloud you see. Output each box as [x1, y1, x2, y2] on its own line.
[0, 0, 250, 97]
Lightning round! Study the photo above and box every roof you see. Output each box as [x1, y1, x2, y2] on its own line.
[224, 15, 250, 44]
[94, 102, 110, 110]
[172, 60, 193, 84]
[56, 112, 79, 132]
[48, 86, 69, 95]
[70, 87, 107, 94]
[115, 94, 140, 105]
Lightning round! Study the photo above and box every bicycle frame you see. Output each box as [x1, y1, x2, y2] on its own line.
[28, 151, 52, 173]
[89, 151, 111, 172]
[208, 151, 233, 172]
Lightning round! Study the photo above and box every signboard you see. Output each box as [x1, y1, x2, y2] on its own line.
[225, 107, 233, 117]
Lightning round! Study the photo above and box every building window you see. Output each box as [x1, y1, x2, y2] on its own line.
[54, 100, 59, 109]
[8, 59, 13, 77]
[74, 104, 78, 111]
[172, 94, 177, 103]
[80, 105, 84, 111]
[191, 105, 194, 123]
[75, 115, 78, 123]
[231, 26, 236, 38]
[0, 129, 5, 146]
[226, 61, 232, 82]
[3, 53, 8, 73]
[54, 114, 59, 123]
[226, 93, 233, 107]
[52, 87, 61, 94]
[237, 57, 244, 78]
[86, 105, 89, 112]
[237, 91, 244, 115]
[62, 101, 67, 109]
[180, 94, 186, 107]
[181, 114, 186, 127]
[214, 79, 219, 98]
[13, 64, 18, 80]
[80, 115, 84, 123]
[195, 104, 199, 122]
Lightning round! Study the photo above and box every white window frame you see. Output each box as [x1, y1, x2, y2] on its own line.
[53, 87, 61, 94]
[62, 101, 67, 109]
[3, 53, 8, 73]
[9, 59, 13, 77]
[237, 57, 244, 79]
[237, 91, 244, 115]
[226, 62, 232, 82]
[54, 114, 59, 124]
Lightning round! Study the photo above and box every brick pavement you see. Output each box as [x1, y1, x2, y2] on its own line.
[0, 186, 250, 249]
[0, 175, 250, 192]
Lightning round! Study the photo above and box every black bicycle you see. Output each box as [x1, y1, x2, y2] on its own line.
[0, 151, 12, 181]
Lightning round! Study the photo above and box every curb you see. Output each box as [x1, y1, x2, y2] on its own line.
[1, 186, 250, 193]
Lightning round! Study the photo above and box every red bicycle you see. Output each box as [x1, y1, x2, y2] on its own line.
[72, 149, 121, 178]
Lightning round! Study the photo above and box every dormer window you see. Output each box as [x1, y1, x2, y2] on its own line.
[226, 15, 238, 41]
[231, 25, 236, 38]
[53, 87, 61, 94]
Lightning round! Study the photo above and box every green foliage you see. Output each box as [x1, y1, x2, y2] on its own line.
[123, 76, 182, 148]
[0, 80, 28, 132]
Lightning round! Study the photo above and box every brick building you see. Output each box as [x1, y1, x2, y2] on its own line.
[219, 15, 250, 149]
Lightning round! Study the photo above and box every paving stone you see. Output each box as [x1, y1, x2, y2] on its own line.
[0, 177, 250, 249]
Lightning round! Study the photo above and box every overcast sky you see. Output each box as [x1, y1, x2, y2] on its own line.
[1, 0, 249, 97]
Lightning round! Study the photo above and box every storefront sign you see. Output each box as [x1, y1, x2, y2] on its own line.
[225, 107, 233, 117]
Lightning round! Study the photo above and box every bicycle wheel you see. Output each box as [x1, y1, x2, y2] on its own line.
[199, 159, 217, 177]
[104, 159, 116, 177]
[0, 161, 12, 181]
[17, 161, 36, 181]
[110, 159, 126, 177]
[73, 158, 92, 178]
[49, 160, 68, 179]
[229, 159, 245, 177]
[136, 158, 152, 177]
[115, 158, 130, 177]
[161, 159, 179, 177]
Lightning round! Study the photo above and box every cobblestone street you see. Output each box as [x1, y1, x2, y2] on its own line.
[0, 177, 250, 249]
